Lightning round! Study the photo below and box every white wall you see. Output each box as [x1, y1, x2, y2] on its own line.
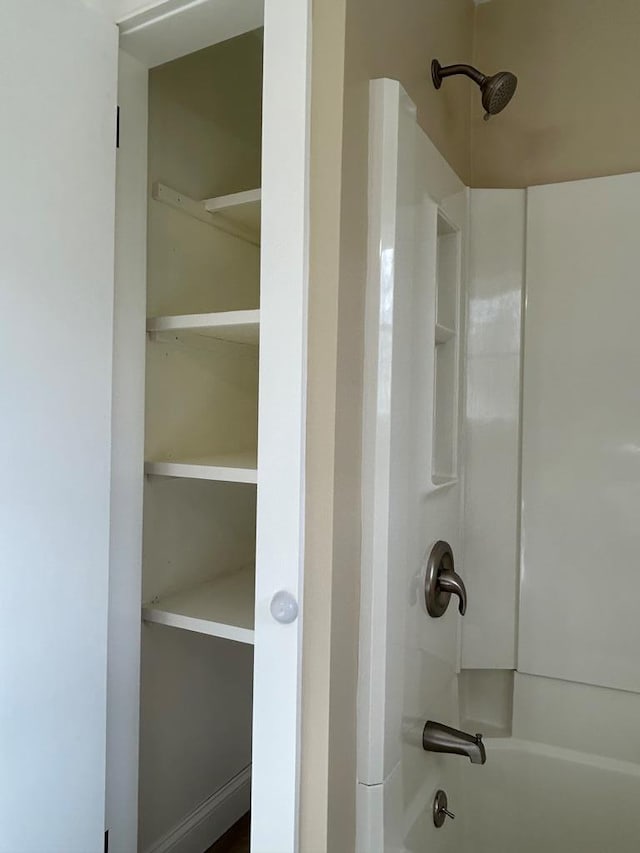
[519, 173, 640, 694]
[463, 176, 640, 756]
[0, 3, 117, 851]
[112, 0, 149, 19]
[139, 629, 253, 847]
[461, 190, 524, 670]
[460, 173, 640, 773]
[513, 673, 640, 764]
[107, 48, 148, 853]
[113, 0, 263, 68]
[112, 0, 261, 28]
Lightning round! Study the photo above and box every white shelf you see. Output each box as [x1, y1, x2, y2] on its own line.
[435, 323, 455, 345]
[142, 566, 255, 645]
[204, 188, 261, 234]
[152, 182, 260, 247]
[147, 310, 259, 346]
[145, 451, 258, 484]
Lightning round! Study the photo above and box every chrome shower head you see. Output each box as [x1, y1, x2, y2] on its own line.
[431, 59, 517, 120]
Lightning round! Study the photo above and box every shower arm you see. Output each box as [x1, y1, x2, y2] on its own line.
[432, 63, 487, 89]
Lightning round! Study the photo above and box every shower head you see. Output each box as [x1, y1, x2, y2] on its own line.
[480, 70, 518, 118]
[431, 59, 517, 120]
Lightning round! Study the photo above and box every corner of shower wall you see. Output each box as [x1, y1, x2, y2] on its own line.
[459, 669, 514, 737]
[513, 172, 640, 766]
[457, 188, 525, 739]
[460, 188, 526, 672]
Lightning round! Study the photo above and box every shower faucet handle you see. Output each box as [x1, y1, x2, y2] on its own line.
[437, 568, 467, 615]
[424, 540, 467, 617]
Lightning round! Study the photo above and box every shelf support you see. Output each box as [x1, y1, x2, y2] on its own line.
[152, 182, 260, 247]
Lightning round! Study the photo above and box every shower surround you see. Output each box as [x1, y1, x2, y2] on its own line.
[358, 81, 640, 850]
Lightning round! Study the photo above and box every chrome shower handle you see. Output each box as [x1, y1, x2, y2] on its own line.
[438, 570, 467, 615]
[424, 540, 467, 617]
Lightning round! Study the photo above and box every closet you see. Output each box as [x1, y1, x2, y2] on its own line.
[109, 2, 309, 850]
[138, 32, 261, 850]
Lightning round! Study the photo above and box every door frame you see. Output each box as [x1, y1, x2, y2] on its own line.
[110, 2, 311, 850]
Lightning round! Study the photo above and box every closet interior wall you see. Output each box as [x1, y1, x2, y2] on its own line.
[139, 32, 263, 850]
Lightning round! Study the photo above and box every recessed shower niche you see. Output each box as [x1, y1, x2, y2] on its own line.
[432, 210, 460, 485]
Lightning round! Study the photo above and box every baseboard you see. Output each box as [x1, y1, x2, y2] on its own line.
[144, 765, 251, 853]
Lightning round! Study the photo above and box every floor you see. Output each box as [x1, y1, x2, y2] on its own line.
[205, 813, 250, 853]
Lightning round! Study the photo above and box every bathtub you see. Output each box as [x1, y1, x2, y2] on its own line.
[459, 738, 640, 853]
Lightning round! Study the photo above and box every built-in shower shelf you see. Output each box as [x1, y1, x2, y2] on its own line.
[435, 323, 455, 345]
[142, 566, 255, 645]
[432, 207, 460, 482]
[431, 473, 458, 489]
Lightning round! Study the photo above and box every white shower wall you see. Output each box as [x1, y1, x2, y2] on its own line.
[512, 673, 640, 765]
[461, 190, 524, 671]
[520, 173, 640, 695]
[462, 173, 640, 751]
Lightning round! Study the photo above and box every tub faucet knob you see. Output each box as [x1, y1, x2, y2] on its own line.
[433, 789, 455, 828]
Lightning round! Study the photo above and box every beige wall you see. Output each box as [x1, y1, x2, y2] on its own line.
[302, 1, 473, 850]
[472, 0, 640, 187]
[302, 1, 348, 850]
[362, 0, 475, 183]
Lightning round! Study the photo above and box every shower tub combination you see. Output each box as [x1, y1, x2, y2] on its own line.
[359, 74, 640, 853]
[457, 738, 640, 853]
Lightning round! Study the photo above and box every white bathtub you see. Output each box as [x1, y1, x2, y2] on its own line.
[459, 738, 640, 853]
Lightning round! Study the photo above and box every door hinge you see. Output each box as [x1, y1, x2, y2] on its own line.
[104, 829, 109, 853]
[116, 106, 120, 149]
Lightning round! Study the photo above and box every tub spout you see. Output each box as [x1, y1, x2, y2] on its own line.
[422, 720, 487, 765]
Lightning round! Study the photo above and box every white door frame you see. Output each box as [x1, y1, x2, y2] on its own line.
[106, 46, 148, 853]
[251, 0, 310, 847]
[110, 2, 311, 850]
